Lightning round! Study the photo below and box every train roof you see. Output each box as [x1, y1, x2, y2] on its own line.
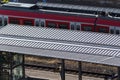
[1, 2, 120, 19]
[36, 2, 120, 14]
[2, 2, 120, 14]
[37, 2, 120, 19]
[2, 2, 35, 8]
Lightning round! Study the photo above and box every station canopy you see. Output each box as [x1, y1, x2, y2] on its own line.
[0, 24, 120, 66]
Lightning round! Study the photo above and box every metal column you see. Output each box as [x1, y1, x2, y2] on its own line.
[60, 59, 65, 80]
[117, 67, 120, 80]
[78, 61, 82, 80]
[10, 53, 13, 80]
[22, 54, 25, 79]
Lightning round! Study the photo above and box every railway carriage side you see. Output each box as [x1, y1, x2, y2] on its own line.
[0, 8, 96, 32]
[96, 17, 120, 35]
[1, 9, 119, 34]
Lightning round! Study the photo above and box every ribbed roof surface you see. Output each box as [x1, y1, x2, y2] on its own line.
[0, 44, 120, 66]
[0, 24, 120, 66]
[0, 24, 119, 47]
[0, 37, 120, 66]
[0, 36, 119, 57]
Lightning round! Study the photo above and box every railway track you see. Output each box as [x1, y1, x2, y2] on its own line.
[25, 63, 117, 79]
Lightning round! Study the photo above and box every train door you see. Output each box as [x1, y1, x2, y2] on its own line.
[110, 26, 115, 34]
[70, 22, 81, 31]
[109, 26, 120, 35]
[35, 19, 39, 27]
[0, 15, 3, 27]
[3, 16, 8, 26]
[115, 27, 120, 35]
[35, 19, 45, 27]
[70, 22, 75, 30]
[40, 19, 45, 27]
[0, 15, 8, 27]
[75, 22, 81, 30]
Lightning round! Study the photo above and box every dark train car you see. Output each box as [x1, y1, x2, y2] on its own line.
[38, 0, 120, 8]
[2, 0, 120, 8]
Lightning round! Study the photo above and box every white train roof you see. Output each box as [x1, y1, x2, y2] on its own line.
[2, 2, 35, 8]
[0, 24, 120, 66]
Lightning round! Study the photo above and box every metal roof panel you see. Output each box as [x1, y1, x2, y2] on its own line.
[0, 35, 119, 57]
[0, 24, 119, 47]
[0, 44, 119, 66]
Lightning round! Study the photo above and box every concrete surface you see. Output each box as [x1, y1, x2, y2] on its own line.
[25, 68, 104, 80]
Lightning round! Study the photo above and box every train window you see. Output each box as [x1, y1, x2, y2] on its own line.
[98, 28, 108, 33]
[76, 25, 80, 30]
[23, 20, 33, 26]
[110, 29, 114, 34]
[116, 30, 120, 34]
[47, 22, 56, 28]
[9, 18, 19, 24]
[40, 21, 45, 27]
[59, 24, 68, 29]
[83, 26, 92, 31]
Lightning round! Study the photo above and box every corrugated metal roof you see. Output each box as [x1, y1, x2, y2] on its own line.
[0, 24, 119, 47]
[0, 42, 120, 66]
[0, 24, 120, 66]
[0, 36, 119, 57]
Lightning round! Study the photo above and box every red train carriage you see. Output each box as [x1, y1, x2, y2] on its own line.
[0, 2, 96, 31]
[0, 2, 120, 35]
[0, 8, 96, 30]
